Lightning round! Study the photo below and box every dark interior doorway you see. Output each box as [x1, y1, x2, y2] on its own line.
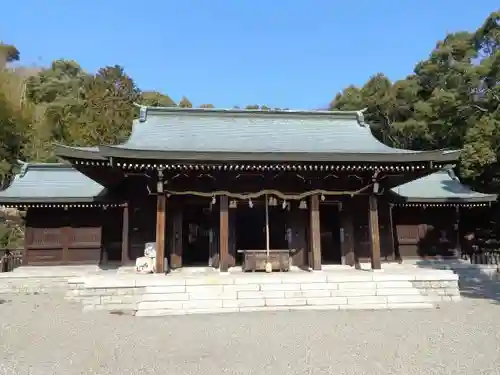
[235, 201, 290, 264]
[235, 204, 265, 264]
[182, 203, 213, 266]
[320, 204, 341, 264]
[269, 206, 288, 249]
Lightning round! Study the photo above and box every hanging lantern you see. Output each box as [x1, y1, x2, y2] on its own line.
[229, 200, 237, 209]
[211, 196, 217, 205]
[269, 197, 277, 206]
[299, 200, 307, 209]
[248, 199, 254, 208]
[321, 194, 325, 201]
[282, 200, 287, 210]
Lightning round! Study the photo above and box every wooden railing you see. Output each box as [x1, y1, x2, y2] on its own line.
[0, 248, 23, 272]
[461, 250, 500, 265]
[461, 239, 500, 265]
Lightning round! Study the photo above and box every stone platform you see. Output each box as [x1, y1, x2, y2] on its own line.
[0, 265, 103, 294]
[65, 265, 461, 316]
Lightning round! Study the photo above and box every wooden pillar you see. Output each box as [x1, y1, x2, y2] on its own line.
[369, 195, 382, 270]
[219, 196, 229, 272]
[170, 205, 183, 268]
[309, 195, 321, 270]
[228, 207, 236, 267]
[388, 203, 401, 263]
[62, 225, 71, 265]
[23, 225, 32, 266]
[121, 203, 130, 265]
[289, 208, 308, 268]
[455, 206, 461, 257]
[155, 194, 167, 273]
[340, 202, 355, 266]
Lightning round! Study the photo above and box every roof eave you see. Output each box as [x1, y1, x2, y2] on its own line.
[98, 146, 461, 163]
[388, 189, 498, 204]
[54, 144, 107, 161]
[402, 195, 497, 204]
[0, 196, 109, 204]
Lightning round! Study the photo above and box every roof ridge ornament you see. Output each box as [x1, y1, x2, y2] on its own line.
[356, 108, 369, 128]
[446, 168, 458, 180]
[17, 160, 28, 178]
[139, 105, 148, 122]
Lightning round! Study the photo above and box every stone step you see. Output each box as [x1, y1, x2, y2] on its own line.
[135, 293, 433, 312]
[77, 281, 458, 314]
[91, 286, 424, 302]
[133, 287, 425, 304]
[69, 268, 461, 316]
[134, 302, 436, 317]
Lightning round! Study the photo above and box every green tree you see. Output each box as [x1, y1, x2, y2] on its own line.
[179, 96, 193, 108]
[141, 91, 177, 107]
[0, 89, 27, 186]
[0, 43, 20, 68]
[25, 60, 88, 146]
[0, 45, 31, 186]
[331, 11, 500, 182]
[77, 65, 139, 145]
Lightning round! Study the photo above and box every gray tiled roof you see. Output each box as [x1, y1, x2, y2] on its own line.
[391, 169, 497, 203]
[0, 163, 493, 205]
[0, 162, 107, 203]
[121, 110, 410, 154]
[55, 107, 460, 163]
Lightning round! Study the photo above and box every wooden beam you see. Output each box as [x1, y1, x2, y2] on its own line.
[309, 195, 321, 270]
[155, 194, 166, 273]
[219, 195, 229, 272]
[340, 202, 355, 266]
[121, 203, 130, 266]
[369, 195, 382, 270]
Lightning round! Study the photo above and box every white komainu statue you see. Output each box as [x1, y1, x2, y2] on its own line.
[136, 242, 157, 273]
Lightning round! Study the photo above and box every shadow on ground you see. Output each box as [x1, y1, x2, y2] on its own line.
[416, 259, 500, 304]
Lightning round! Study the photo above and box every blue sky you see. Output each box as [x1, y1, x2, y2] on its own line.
[1, 1, 498, 109]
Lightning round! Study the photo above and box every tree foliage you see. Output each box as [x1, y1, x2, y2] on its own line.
[0, 43, 20, 68]
[331, 11, 500, 185]
[0, 11, 499, 189]
[179, 96, 193, 108]
[141, 91, 176, 107]
[0, 11, 499, 246]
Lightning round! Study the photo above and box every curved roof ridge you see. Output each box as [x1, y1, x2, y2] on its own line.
[0, 162, 108, 204]
[133, 102, 368, 118]
[16, 160, 74, 178]
[54, 108, 461, 164]
[391, 168, 497, 203]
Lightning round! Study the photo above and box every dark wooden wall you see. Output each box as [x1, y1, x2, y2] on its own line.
[24, 207, 104, 265]
[22, 197, 465, 266]
[392, 206, 458, 258]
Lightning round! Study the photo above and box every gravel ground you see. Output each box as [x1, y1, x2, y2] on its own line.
[1, 293, 500, 375]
